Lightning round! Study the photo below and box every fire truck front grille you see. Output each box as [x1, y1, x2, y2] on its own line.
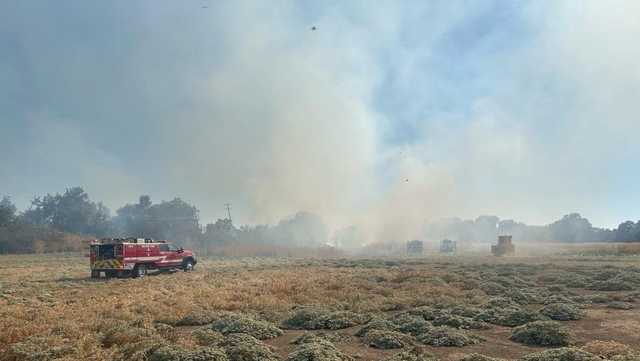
[92, 259, 123, 269]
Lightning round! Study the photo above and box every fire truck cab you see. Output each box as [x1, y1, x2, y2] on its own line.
[89, 238, 197, 278]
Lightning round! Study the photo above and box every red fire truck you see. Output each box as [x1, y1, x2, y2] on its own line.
[89, 238, 197, 278]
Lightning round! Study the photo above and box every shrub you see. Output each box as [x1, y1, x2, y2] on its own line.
[510, 321, 571, 346]
[210, 313, 283, 340]
[459, 354, 506, 361]
[383, 347, 438, 361]
[479, 282, 506, 295]
[576, 294, 611, 304]
[149, 345, 228, 361]
[542, 295, 576, 305]
[475, 307, 546, 327]
[450, 305, 484, 318]
[389, 314, 433, 336]
[363, 329, 414, 349]
[220, 333, 280, 361]
[485, 297, 518, 309]
[540, 303, 585, 321]
[115, 337, 168, 361]
[431, 313, 490, 330]
[285, 338, 354, 361]
[416, 326, 483, 347]
[282, 307, 364, 330]
[504, 289, 541, 305]
[355, 318, 398, 337]
[408, 306, 440, 320]
[495, 308, 547, 327]
[588, 279, 634, 292]
[192, 328, 225, 346]
[520, 347, 599, 361]
[607, 301, 634, 310]
[292, 332, 353, 345]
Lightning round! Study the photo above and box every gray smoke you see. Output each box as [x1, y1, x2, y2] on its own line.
[1, 1, 640, 247]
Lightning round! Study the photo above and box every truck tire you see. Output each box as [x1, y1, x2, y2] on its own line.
[182, 258, 194, 272]
[133, 264, 146, 278]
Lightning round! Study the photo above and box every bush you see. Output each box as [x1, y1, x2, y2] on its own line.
[607, 301, 634, 310]
[389, 314, 432, 336]
[192, 328, 225, 346]
[383, 347, 438, 361]
[115, 337, 168, 361]
[475, 307, 546, 327]
[520, 347, 599, 361]
[540, 303, 585, 321]
[210, 313, 283, 340]
[355, 318, 398, 337]
[459, 354, 506, 361]
[285, 338, 353, 361]
[542, 295, 576, 305]
[588, 279, 634, 292]
[363, 329, 414, 349]
[292, 332, 352, 345]
[408, 306, 440, 320]
[450, 305, 484, 318]
[572, 294, 611, 305]
[485, 297, 518, 309]
[510, 321, 571, 346]
[431, 313, 490, 330]
[149, 345, 229, 361]
[282, 307, 364, 330]
[220, 333, 280, 361]
[479, 282, 506, 295]
[504, 289, 542, 305]
[416, 326, 483, 347]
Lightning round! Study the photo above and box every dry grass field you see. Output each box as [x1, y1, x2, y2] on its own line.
[1, 250, 640, 361]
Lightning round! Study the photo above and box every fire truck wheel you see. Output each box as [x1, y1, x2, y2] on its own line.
[133, 264, 146, 278]
[182, 259, 194, 272]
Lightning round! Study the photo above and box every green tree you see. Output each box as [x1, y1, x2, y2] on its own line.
[22, 187, 112, 236]
[0, 196, 17, 227]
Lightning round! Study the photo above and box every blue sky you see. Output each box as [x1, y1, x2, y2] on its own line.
[1, 1, 639, 234]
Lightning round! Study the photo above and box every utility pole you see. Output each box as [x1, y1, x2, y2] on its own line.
[224, 203, 232, 223]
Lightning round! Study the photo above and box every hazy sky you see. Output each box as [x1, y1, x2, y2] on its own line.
[1, 1, 639, 232]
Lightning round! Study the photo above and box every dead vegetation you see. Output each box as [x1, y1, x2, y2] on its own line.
[1, 254, 640, 361]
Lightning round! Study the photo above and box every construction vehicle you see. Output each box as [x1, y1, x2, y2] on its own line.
[491, 235, 515, 256]
[406, 240, 424, 256]
[89, 238, 197, 278]
[440, 239, 457, 254]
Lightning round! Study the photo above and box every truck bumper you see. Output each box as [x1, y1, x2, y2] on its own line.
[91, 259, 124, 269]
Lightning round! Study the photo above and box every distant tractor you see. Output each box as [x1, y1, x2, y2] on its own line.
[406, 240, 424, 256]
[492, 235, 515, 256]
[440, 239, 457, 254]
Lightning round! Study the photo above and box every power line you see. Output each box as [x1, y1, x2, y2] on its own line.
[224, 203, 232, 223]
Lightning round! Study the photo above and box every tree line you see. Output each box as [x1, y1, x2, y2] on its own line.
[422, 213, 640, 244]
[1, 187, 639, 254]
[0, 187, 329, 254]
